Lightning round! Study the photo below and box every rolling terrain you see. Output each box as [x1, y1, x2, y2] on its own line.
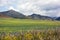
[0, 18, 60, 32]
[0, 10, 60, 32]
[0, 10, 55, 20]
[0, 10, 60, 40]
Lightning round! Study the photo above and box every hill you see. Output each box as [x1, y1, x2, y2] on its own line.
[28, 14, 54, 20]
[0, 10, 56, 20]
[55, 17, 60, 20]
[0, 10, 26, 19]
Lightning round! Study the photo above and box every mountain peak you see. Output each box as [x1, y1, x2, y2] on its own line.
[8, 9, 16, 12]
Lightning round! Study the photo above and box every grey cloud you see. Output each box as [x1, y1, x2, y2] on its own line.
[0, 0, 60, 17]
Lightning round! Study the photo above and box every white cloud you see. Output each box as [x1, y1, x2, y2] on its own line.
[16, 0, 60, 17]
[0, 0, 16, 6]
[0, 0, 8, 6]
[0, 0, 60, 17]
[8, 6, 20, 12]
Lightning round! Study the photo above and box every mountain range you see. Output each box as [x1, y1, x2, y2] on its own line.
[0, 10, 60, 21]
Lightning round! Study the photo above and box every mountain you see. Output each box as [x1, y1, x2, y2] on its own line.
[28, 14, 54, 20]
[0, 10, 55, 21]
[0, 10, 26, 19]
[55, 17, 60, 20]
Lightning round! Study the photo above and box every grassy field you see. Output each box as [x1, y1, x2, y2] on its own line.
[0, 18, 60, 32]
[0, 18, 60, 40]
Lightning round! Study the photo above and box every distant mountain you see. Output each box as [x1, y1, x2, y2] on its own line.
[0, 10, 26, 19]
[28, 14, 54, 20]
[0, 10, 56, 21]
[55, 17, 60, 20]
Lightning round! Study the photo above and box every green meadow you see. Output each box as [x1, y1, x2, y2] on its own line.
[0, 18, 60, 32]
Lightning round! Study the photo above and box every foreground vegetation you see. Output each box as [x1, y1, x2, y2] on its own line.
[0, 18, 60, 40]
[0, 29, 60, 40]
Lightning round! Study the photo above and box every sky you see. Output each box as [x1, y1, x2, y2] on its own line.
[0, 0, 60, 17]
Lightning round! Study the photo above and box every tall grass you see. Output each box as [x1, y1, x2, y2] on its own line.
[0, 18, 60, 40]
[0, 29, 60, 40]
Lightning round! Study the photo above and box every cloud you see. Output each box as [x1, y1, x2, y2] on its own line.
[0, 0, 7, 6]
[15, 0, 60, 17]
[9, 6, 20, 12]
[0, 0, 60, 17]
[0, 0, 16, 6]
